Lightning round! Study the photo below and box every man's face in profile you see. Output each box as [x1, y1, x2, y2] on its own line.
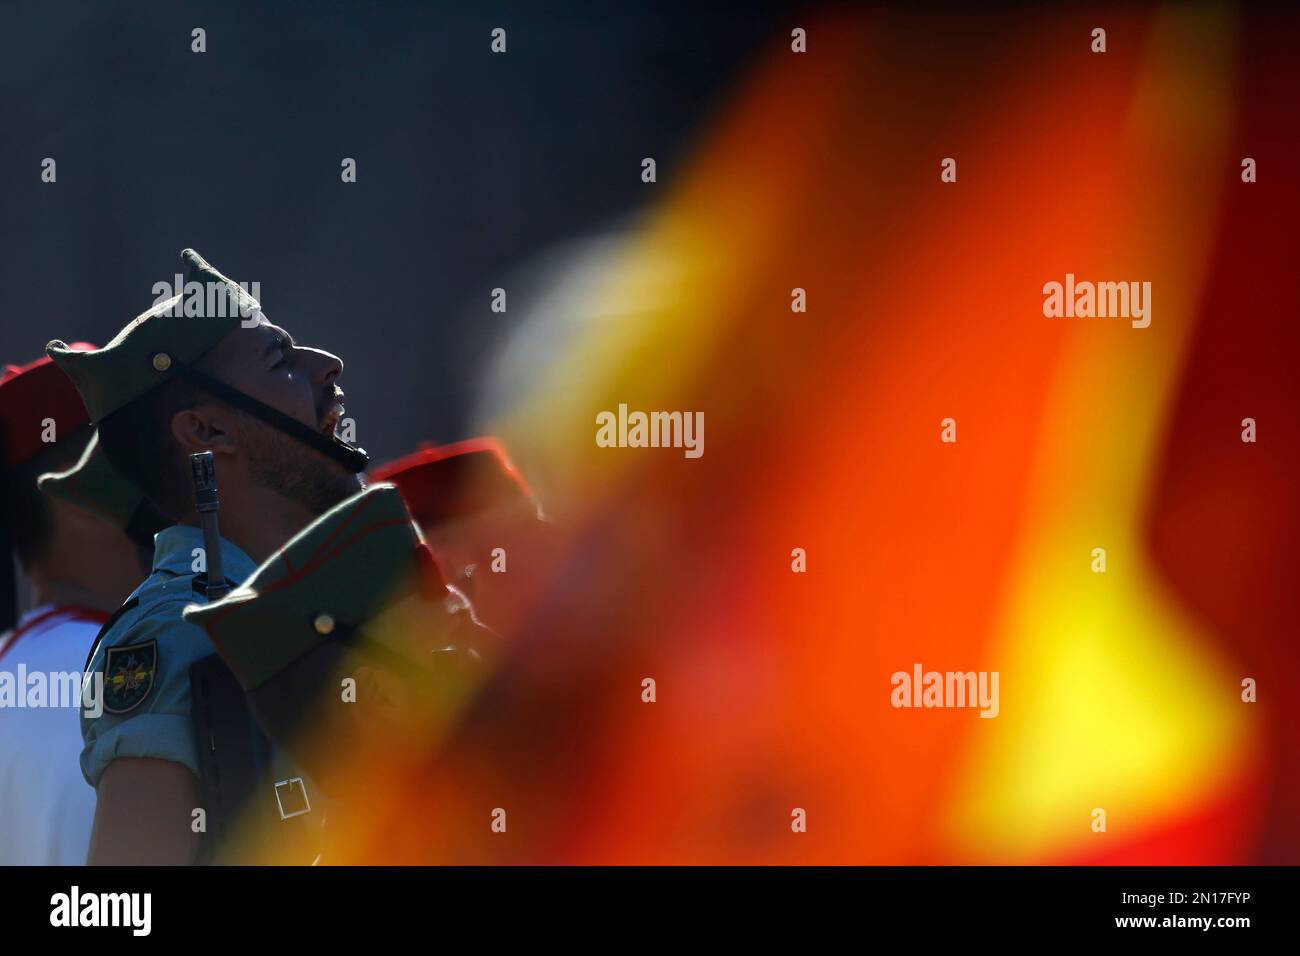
[201, 313, 361, 515]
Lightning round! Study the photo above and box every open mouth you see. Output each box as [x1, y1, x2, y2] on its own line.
[319, 401, 345, 438]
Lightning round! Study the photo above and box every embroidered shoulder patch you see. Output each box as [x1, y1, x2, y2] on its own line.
[103, 640, 158, 714]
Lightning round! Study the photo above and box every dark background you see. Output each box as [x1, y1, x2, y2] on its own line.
[0, 0, 789, 462]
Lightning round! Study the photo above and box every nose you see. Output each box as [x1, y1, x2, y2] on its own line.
[299, 346, 344, 387]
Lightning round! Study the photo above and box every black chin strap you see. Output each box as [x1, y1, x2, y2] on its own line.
[172, 363, 369, 473]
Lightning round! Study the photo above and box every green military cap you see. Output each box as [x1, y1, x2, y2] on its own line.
[182, 483, 462, 692]
[37, 430, 170, 546]
[45, 248, 260, 423]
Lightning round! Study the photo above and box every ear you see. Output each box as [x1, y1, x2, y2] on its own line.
[170, 403, 236, 455]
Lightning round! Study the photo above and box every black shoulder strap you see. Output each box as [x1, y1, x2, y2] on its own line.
[190, 653, 267, 863]
[82, 596, 141, 673]
[189, 654, 322, 865]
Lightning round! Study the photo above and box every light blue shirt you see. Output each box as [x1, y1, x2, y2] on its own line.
[80, 526, 256, 789]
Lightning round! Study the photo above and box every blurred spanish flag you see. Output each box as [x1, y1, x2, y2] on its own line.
[317, 3, 1298, 864]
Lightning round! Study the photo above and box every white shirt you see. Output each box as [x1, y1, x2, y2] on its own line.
[0, 604, 106, 865]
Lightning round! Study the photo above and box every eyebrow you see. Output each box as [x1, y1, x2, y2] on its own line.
[261, 327, 297, 358]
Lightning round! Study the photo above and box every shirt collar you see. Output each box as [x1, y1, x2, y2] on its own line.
[152, 525, 258, 586]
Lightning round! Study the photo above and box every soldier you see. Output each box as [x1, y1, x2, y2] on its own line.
[45, 248, 370, 864]
[0, 351, 158, 865]
[182, 483, 495, 861]
[370, 437, 556, 635]
[38, 431, 171, 550]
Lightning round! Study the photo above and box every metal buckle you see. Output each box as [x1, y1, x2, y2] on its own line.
[274, 777, 312, 820]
